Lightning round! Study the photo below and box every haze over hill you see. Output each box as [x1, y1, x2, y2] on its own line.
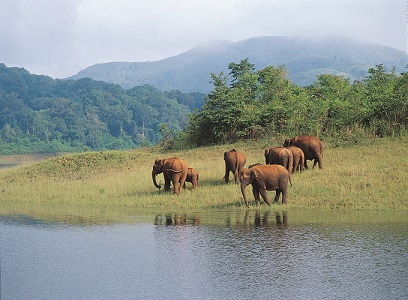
[70, 36, 408, 93]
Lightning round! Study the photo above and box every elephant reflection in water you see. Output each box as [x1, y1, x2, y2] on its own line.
[154, 213, 200, 225]
[254, 210, 288, 228]
[235, 210, 288, 229]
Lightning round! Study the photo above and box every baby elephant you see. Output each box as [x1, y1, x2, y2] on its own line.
[184, 168, 199, 189]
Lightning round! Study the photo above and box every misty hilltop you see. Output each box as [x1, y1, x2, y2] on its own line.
[70, 36, 408, 93]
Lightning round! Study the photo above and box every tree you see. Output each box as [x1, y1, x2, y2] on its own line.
[308, 74, 355, 132]
[363, 65, 401, 135]
[257, 65, 291, 103]
[228, 58, 259, 104]
[188, 71, 241, 145]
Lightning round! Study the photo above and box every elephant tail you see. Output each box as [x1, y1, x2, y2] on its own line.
[289, 176, 293, 187]
[234, 156, 240, 178]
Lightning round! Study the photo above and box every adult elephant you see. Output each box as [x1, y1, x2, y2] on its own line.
[152, 157, 188, 194]
[285, 146, 305, 173]
[283, 135, 323, 169]
[239, 164, 291, 208]
[264, 147, 293, 175]
[184, 167, 199, 189]
[224, 149, 246, 184]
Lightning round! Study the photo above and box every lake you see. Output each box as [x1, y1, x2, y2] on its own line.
[1, 209, 407, 299]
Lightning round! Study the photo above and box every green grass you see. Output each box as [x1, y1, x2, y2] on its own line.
[1, 138, 407, 218]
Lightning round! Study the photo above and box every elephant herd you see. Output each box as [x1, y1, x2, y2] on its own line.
[152, 135, 323, 208]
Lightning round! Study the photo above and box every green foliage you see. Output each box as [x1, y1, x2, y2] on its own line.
[186, 61, 408, 146]
[1, 61, 407, 154]
[0, 64, 203, 154]
[158, 123, 175, 149]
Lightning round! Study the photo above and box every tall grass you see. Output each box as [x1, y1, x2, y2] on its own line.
[1, 138, 407, 216]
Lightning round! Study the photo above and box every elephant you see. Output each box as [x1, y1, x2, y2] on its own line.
[224, 149, 246, 184]
[152, 157, 188, 194]
[239, 164, 291, 208]
[285, 145, 305, 173]
[184, 167, 199, 189]
[264, 146, 293, 175]
[283, 135, 323, 169]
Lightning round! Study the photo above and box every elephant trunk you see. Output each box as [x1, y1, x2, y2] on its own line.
[240, 183, 250, 208]
[152, 170, 161, 189]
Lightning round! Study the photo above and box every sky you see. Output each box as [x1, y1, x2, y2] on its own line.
[0, 0, 406, 79]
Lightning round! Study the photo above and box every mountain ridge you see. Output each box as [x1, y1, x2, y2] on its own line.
[70, 36, 408, 93]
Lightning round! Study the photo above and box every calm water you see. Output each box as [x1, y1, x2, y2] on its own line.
[1, 210, 407, 300]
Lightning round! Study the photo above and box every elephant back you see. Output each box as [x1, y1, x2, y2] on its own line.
[267, 147, 285, 163]
[287, 135, 322, 159]
[164, 157, 188, 173]
[224, 149, 246, 171]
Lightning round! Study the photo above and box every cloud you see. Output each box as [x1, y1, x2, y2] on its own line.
[0, 1, 77, 73]
[0, 0, 406, 78]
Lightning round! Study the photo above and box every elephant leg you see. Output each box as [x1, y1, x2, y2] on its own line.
[304, 160, 309, 169]
[316, 154, 323, 169]
[164, 173, 171, 192]
[171, 173, 179, 194]
[224, 168, 230, 183]
[293, 161, 298, 173]
[172, 181, 178, 194]
[178, 173, 187, 194]
[281, 190, 287, 204]
[259, 188, 271, 206]
[273, 190, 281, 203]
[252, 187, 261, 206]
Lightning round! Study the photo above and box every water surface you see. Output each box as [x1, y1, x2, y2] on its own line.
[1, 210, 407, 299]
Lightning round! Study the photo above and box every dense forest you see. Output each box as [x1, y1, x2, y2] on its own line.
[0, 64, 205, 154]
[0, 59, 407, 154]
[183, 59, 407, 147]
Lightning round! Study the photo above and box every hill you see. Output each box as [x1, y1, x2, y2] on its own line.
[70, 36, 408, 92]
[0, 64, 204, 154]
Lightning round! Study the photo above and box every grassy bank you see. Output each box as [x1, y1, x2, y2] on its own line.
[1, 138, 407, 214]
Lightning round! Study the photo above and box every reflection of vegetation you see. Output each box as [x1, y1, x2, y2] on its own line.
[0, 201, 157, 226]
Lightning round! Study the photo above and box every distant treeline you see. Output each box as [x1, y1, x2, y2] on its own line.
[181, 58, 407, 147]
[0, 64, 205, 154]
[1, 60, 407, 154]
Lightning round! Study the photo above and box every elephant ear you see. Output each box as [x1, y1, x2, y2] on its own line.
[155, 159, 165, 169]
[264, 149, 269, 158]
[250, 169, 258, 181]
[284, 138, 292, 146]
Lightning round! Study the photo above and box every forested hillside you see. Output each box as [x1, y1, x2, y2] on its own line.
[183, 59, 407, 147]
[1, 56, 407, 154]
[70, 36, 408, 93]
[0, 64, 205, 154]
